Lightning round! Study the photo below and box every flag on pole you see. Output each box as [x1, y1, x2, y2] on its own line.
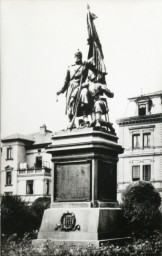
[87, 5, 107, 83]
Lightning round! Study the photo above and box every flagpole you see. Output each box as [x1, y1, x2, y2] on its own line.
[68, 5, 91, 130]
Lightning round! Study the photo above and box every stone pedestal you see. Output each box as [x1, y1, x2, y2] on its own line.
[33, 127, 129, 248]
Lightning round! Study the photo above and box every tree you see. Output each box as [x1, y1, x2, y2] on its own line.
[30, 197, 51, 229]
[1, 195, 34, 236]
[121, 181, 161, 237]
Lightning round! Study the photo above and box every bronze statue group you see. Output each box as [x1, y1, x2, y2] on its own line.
[57, 50, 115, 133]
[57, 6, 115, 133]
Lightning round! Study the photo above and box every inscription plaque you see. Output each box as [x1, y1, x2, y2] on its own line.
[55, 162, 91, 201]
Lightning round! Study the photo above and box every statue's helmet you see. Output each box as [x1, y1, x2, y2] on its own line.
[74, 50, 82, 58]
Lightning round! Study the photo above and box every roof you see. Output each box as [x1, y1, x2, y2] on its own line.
[29, 131, 52, 145]
[128, 90, 162, 101]
[116, 113, 162, 126]
[1, 126, 53, 146]
[1, 134, 35, 143]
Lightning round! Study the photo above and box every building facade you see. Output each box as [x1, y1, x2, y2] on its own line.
[117, 91, 162, 202]
[1, 91, 162, 204]
[1, 125, 52, 203]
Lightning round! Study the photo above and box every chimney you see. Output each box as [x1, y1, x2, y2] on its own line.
[40, 124, 46, 134]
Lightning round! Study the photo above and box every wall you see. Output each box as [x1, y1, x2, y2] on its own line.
[117, 94, 162, 202]
[1, 141, 26, 195]
[1, 139, 52, 202]
[17, 176, 51, 203]
[26, 148, 52, 169]
[151, 96, 162, 114]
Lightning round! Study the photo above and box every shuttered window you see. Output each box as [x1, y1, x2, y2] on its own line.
[132, 166, 140, 181]
[6, 171, 12, 185]
[143, 133, 151, 148]
[7, 147, 12, 159]
[143, 165, 151, 181]
[132, 134, 140, 149]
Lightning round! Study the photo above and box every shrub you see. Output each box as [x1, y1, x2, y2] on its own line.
[121, 181, 161, 237]
[1, 231, 162, 256]
[1, 195, 34, 237]
[30, 196, 51, 229]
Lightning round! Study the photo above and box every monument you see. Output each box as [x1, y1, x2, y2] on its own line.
[33, 6, 129, 248]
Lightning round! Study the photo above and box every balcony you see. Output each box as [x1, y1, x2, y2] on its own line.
[18, 161, 51, 176]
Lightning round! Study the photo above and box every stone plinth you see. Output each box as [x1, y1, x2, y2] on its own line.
[33, 127, 129, 248]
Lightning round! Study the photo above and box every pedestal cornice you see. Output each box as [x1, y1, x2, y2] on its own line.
[47, 127, 123, 158]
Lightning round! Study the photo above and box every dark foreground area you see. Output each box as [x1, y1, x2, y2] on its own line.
[1, 231, 161, 256]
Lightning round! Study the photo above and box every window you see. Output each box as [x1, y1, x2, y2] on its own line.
[6, 147, 12, 160]
[139, 104, 146, 116]
[143, 133, 151, 148]
[26, 180, 34, 194]
[45, 180, 50, 195]
[143, 165, 151, 181]
[132, 134, 140, 149]
[45, 169, 51, 174]
[132, 166, 140, 181]
[35, 157, 42, 168]
[6, 171, 12, 185]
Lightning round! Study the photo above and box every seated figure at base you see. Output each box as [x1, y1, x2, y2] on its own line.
[82, 71, 115, 133]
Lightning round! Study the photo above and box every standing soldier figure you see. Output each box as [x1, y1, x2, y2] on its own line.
[57, 50, 95, 126]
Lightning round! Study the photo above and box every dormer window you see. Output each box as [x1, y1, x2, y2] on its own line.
[137, 98, 153, 116]
[139, 104, 146, 116]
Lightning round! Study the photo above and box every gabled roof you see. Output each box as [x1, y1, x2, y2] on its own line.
[5, 165, 13, 170]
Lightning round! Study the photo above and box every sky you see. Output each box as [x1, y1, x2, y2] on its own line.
[1, 0, 162, 137]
